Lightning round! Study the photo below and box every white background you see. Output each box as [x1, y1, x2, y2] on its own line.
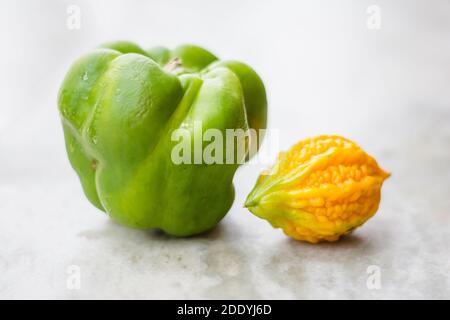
[1, 0, 450, 299]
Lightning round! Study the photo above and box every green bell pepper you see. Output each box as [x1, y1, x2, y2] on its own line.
[58, 41, 267, 236]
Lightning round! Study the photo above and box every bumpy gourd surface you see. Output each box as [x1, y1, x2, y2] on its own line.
[245, 135, 390, 243]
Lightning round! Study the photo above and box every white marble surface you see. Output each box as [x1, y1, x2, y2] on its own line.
[1, 0, 450, 299]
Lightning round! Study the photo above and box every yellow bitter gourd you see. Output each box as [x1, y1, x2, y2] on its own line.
[245, 135, 390, 243]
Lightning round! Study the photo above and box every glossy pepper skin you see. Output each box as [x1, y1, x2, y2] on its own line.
[58, 41, 267, 236]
